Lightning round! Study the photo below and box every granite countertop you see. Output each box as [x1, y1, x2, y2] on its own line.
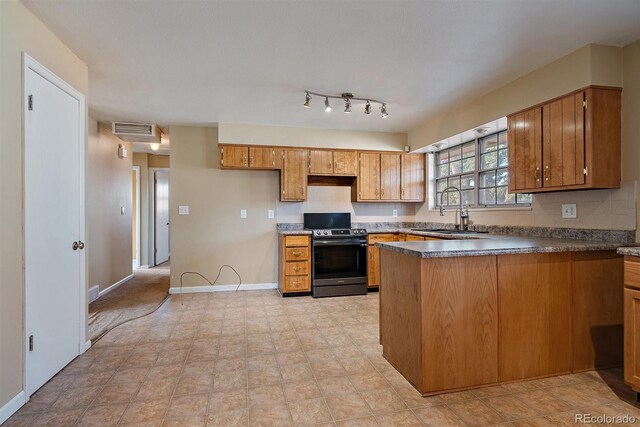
[278, 229, 313, 235]
[378, 233, 633, 258]
[618, 247, 640, 257]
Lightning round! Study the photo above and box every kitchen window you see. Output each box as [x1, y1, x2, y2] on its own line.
[435, 130, 532, 208]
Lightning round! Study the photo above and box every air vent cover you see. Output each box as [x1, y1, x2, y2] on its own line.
[112, 122, 160, 143]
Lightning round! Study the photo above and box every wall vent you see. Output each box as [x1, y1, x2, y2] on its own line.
[112, 122, 161, 143]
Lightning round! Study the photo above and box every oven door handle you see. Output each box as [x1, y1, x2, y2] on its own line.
[313, 240, 367, 246]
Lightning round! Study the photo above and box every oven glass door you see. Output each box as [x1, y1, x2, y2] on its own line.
[313, 239, 367, 281]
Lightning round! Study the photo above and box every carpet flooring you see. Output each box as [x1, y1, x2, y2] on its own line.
[88, 263, 170, 342]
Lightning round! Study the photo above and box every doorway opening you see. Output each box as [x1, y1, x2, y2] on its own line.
[132, 166, 141, 270]
[152, 168, 170, 267]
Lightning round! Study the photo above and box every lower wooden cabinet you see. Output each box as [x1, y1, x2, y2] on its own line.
[624, 256, 640, 392]
[367, 233, 398, 288]
[278, 234, 311, 294]
[498, 253, 572, 381]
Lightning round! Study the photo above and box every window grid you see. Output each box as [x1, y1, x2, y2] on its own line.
[435, 130, 531, 208]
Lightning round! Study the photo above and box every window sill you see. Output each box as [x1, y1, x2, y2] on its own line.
[430, 205, 533, 213]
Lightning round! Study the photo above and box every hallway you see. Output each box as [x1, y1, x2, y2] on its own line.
[88, 264, 170, 342]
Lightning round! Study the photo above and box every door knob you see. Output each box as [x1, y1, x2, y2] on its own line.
[78, 241, 85, 250]
[72, 241, 79, 251]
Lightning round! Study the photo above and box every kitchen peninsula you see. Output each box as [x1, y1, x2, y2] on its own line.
[378, 232, 627, 395]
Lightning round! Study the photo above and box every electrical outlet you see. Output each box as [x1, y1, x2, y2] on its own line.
[562, 204, 577, 219]
[268, 209, 274, 219]
[392, 209, 398, 218]
[240, 209, 247, 219]
[178, 205, 189, 215]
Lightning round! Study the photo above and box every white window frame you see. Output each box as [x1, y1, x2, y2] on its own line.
[432, 130, 532, 210]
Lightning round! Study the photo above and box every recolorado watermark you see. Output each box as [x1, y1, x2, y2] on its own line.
[575, 413, 637, 424]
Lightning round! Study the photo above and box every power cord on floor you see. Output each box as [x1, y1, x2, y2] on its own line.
[179, 265, 242, 305]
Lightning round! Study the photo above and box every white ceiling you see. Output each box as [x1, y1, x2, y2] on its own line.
[22, 0, 640, 133]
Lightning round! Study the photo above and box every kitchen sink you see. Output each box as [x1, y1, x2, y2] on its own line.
[410, 228, 489, 234]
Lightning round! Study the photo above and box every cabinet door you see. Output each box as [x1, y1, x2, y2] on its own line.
[281, 149, 308, 201]
[508, 108, 542, 192]
[249, 146, 276, 169]
[380, 153, 401, 200]
[367, 245, 379, 287]
[498, 253, 572, 381]
[220, 145, 248, 168]
[333, 151, 357, 176]
[358, 153, 380, 200]
[309, 150, 333, 175]
[400, 154, 425, 201]
[542, 92, 586, 188]
[625, 288, 640, 390]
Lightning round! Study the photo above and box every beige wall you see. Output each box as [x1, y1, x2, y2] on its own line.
[170, 126, 280, 287]
[409, 44, 622, 150]
[219, 123, 407, 151]
[0, 0, 88, 409]
[148, 154, 170, 168]
[622, 40, 640, 239]
[413, 43, 637, 233]
[87, 120, 133, 292]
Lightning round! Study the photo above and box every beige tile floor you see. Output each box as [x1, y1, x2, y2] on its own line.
[4, 290, 640, 426]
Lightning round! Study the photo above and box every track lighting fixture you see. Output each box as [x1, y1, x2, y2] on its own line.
[303, 91, 388, 118]
[381, 103, 388, 118]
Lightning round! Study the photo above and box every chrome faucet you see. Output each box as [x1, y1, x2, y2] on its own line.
[439, 186, 470, 231]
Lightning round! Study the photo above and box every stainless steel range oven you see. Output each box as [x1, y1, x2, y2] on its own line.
[304, 213, 368, 298]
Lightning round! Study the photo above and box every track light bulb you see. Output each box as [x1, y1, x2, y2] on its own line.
[324, 97, 331, 112]
[365, 101, 372, 115]
[303, 92, 311, 108]
[381, 103, 388, 118]
[344, 98, 351, 114]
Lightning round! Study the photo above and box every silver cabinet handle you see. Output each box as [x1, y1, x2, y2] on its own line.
[78, 241, 85, 250]
[72, 241, 79, 251]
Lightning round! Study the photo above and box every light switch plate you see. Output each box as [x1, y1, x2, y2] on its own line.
[178, 205, 189, 215]
[562, 204, 577, 219]
[268, 209, 275, 219]
[392, 209, 398, 218]
[240, 209, 247, 219]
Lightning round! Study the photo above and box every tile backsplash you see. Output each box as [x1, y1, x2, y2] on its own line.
[276, 181, 636, 232]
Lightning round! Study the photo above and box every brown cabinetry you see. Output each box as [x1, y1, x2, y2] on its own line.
[401, 154, 425, 201]
[309, 150, 358, 176]
[249, 146, 278, 169]
[220, 145, 249, 168]
[278, 235, 311, 294]
[281, 149, 308, 201]
[507, 86, 621, 193]
[333, 151, 358, 175]
[367, 233, 397, 288]
[356, 153, 424, 202]
[625, 256, 640, 393]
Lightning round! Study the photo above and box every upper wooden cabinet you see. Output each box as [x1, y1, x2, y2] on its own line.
[220, 145, 248, 168]
[355, 152, 425, 202]
[220, 144, 281, 170]
[401, 154, 425, 201]
[508, 87, 621, 193]
[309, 149, 357, 176]
[357, 153, 381, 200]
[281, 149, 308, 201]
[219, 143, 424, 203]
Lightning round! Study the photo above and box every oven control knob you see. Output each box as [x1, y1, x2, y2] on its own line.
[323, 231, 328, 235]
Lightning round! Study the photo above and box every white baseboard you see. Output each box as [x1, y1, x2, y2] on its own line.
[138, 265, 150, 269]
[169, 283, 277, 294]
[98, 274, 134, 297]
[0, 391, 26, 425]
[88, 285, 99, 303]
[81, 340, 91, 353]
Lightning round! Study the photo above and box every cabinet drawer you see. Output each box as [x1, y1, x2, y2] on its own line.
[285, 247, 310, 261]
[285, 235, 310, 247]
[367, 233, 397, 244]
[285, 275, 310, 292]
[625, 259, 640, 290]
[285, 261, 309, 276]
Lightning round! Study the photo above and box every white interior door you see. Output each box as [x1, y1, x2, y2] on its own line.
[154, 170, 170, 265]
[24, 58, 85, 395]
